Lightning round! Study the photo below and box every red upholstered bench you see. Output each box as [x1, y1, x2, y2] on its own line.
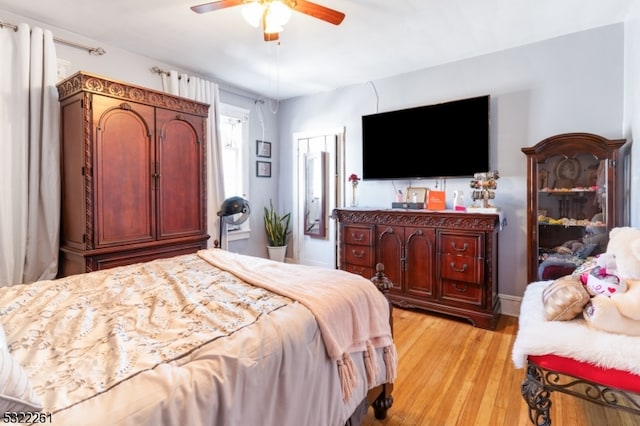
[513, 281, 640, 426]
[522, 354, 640, 425]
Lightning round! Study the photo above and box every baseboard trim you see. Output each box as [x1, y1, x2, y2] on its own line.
[499, 293, 522, 317]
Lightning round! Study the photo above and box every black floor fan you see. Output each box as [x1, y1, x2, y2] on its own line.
[216, 196, 251, 248]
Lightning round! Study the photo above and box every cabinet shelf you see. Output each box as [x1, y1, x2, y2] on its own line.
[539, 188, 598, 194]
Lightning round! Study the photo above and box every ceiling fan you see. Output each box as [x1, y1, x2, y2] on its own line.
[191, 0, 345, 42]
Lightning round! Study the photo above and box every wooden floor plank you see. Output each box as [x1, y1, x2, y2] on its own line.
[361, 308, 640, 426]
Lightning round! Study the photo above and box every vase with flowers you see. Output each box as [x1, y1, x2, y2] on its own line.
[348, 173, 360, 207]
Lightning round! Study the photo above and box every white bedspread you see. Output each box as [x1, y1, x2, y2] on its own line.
[0, 254, 391, 426]
[512, 281, 640, 374]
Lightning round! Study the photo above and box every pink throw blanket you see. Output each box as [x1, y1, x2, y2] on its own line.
[197, 249, 397, 400]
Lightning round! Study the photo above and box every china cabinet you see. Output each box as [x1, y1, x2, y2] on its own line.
[521, 133, 627, 283]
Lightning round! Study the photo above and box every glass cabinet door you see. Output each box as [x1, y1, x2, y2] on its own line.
[536, 155, 609, 265]
[522, 133, 626, 283]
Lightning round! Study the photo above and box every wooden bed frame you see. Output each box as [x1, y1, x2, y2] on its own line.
[522, 355, 640, 425]
[361, 263, 395, 421]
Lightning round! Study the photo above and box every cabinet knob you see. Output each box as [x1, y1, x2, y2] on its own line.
[450, 262, 468, 273]
[351, 249, 365, 258]
[450, 242, 468, 252]
[351, 232, 364, 242]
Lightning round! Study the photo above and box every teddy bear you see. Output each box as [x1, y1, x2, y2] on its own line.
[583, 227, 640, 335]
[581, 251, 627, 296]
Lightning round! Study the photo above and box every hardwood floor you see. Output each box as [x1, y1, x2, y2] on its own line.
[362, 308, 640, 426]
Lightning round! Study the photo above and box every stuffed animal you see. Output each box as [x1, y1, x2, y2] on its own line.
[583, 227, 640, 335]
[580, 252, 627, 296]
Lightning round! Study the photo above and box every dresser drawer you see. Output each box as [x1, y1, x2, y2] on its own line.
[441, 279, 483, 306]
[344, 244, 373, 266]
[344, 264, 374, 279]
[343, 225, 373, 246]
[439, 253, 484, 284]
[439, 233, 481, 256]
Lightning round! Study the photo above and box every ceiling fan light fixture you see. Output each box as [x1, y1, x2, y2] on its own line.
[263, 22, 284, 34]
[192, 0, 345, 42]
[268, 1, 292, 26]
[241, 1, 263, 27]
[264, 15, 283, 34]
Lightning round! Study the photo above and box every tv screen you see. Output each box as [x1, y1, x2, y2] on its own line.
[362, 95, 490, 180]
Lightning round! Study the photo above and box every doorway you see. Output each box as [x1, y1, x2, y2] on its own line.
[293, 128, 345, 268]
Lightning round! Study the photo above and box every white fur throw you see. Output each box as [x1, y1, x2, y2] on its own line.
[512, 281, 640, 375]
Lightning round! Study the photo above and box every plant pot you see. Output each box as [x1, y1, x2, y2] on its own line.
[267, 245, 287, 262]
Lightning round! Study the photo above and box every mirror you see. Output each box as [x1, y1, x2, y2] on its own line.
[304, 151, 328, 238]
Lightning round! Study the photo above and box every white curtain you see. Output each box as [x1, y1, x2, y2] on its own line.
[161, 71, 225, 248]
[0, 24, 60, 286]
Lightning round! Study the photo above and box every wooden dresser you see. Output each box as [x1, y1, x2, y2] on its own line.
[57, 72, 210, 276]
[333, 208, 501, 329]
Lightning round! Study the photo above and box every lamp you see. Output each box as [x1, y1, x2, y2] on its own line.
[216, 196, 251, 248]
[242, 0, 292, 34]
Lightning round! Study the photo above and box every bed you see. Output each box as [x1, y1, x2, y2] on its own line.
[0, 249, 396, 425]
[512, 281, 640, 425]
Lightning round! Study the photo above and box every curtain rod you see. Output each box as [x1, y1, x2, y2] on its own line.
[150, 65, 266, 102]
[150, 66, 189, 82]
[0, 20, 106, 55]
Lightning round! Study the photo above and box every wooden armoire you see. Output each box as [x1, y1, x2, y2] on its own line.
[57, 72, 210, 277]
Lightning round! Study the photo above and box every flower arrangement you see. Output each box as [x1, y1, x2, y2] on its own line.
[348, 173, 360, 206]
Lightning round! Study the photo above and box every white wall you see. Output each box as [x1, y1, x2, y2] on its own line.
[277, 24, 627, 306]
[0, 9, 280, 258]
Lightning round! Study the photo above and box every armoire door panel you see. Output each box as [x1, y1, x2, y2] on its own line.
[59, 95, 87, 250]
[93, 99, 156, 247]
[156, 110, 205, 238]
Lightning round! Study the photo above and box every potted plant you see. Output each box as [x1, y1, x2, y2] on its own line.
[263, 199, 291, 261]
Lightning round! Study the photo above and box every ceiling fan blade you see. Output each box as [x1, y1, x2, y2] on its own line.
[191, 0, 244, 14]
[292, 0, 345, 25]
[264, 32, 279, 42]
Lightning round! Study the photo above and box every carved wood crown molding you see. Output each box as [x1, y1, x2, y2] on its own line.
[57, 72, 210, 117]
[332, 209, 499, 231]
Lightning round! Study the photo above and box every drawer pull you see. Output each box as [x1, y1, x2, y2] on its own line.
[450, 262, 468, 273]
[450, 242, 469, 252]
[351, 232, 364, 242]
[352, 249, 365, 258]
[453, 283, 469, 292]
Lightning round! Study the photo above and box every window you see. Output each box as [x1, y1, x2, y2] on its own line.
[219, 104, 250, 239]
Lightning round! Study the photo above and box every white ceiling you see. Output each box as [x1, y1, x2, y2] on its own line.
[0, 0, 633, 100]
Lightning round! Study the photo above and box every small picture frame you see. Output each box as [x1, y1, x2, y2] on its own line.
[406, 186, 427, 203]
[256, 140, 271, 158]
[257, 161, 271, 177]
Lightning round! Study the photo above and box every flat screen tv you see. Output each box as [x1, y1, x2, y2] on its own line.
[361, 95, 490, 180]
